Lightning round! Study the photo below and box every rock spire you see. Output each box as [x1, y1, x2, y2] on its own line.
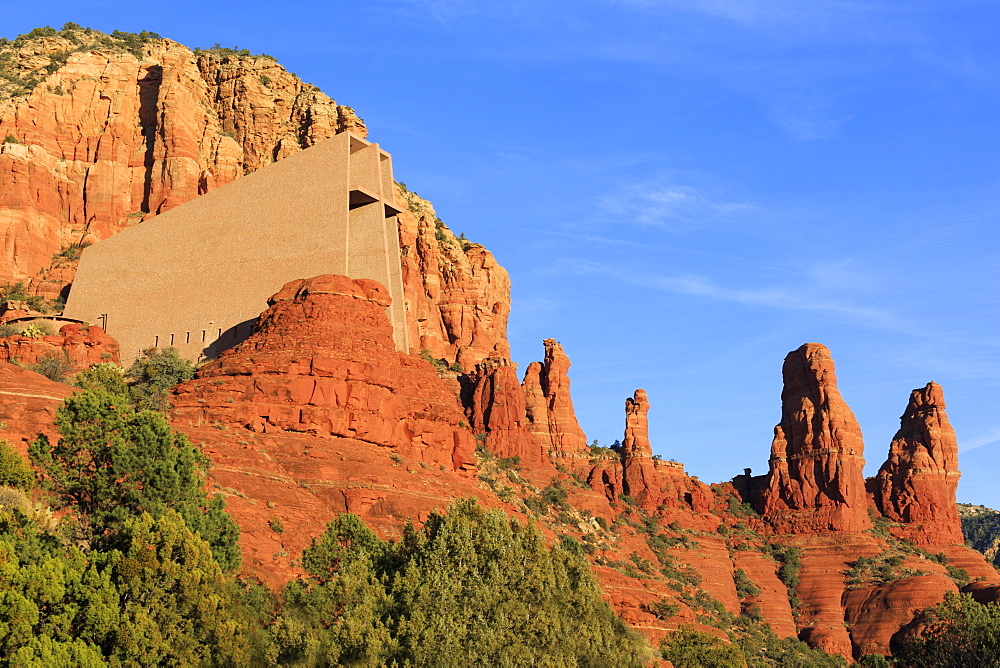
[757, 343, 871, 533]
[868, 382, 963, 545]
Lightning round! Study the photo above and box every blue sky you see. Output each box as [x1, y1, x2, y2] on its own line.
[10, 1, 1000, 506]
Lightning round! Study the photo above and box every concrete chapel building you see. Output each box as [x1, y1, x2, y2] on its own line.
[63, 132, 409, 364]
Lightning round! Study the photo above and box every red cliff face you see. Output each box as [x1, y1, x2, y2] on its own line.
[0, 29, 511, 372]
[464, 357, 546, 464]
[0, 33, 358, 297]
[169, 274, 497, 586]
[522, 339, 589, 464]
[172, 274, 476, 474]
[757, 343, 871, 534]
[396, 190, 511, 370]
[868, 382, 963, 545]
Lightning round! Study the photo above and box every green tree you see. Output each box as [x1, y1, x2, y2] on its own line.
[74, 363, 129, 399]
[124, 347, 195, 411]
[660, 627, 744, 667]
[0, 503, 268, 665]
[101, 511, 265, 666]
[0, 441, 34, 491]
[29, 389, 240, 570]
[892, 592, 1000, 667]
[277, 499, 647, 666]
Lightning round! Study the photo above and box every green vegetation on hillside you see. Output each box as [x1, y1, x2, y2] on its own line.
[892, 592, 1000, 666]
[274, 499, 647, 665]
[0, 24, 162, 99]
[960, 503, 1000, 568]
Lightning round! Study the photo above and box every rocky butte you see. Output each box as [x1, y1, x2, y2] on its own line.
[0, 25, 997, 663]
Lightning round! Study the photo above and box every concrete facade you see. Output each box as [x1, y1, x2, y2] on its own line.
[64, 132, 409, 364]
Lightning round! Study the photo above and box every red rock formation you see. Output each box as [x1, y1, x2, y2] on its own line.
[621, 389, 660, 507]
[172, 274, 476, 474]
[0, 323, 119, 371]
[395, 189, 511, 369]
[464, 357, 546, 464]
[757, 343, 871, 534]
[521, 339, 589, 464]
[843, 574, 956, 658]
[0, 361, 72, 457]
[868, 382, 963, 545]
[167, 274, 502, 585]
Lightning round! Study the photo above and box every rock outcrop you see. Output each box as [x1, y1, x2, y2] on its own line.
[522, 339, 589, 464]
[395, 189, 511, 370]
[621, 389, 659, 507]
[172, 274, 477, 473]
[0, 360, 73, 457]
[757, 343, 871, 534]
[0, 27, 512, 373]
[868, 382, 963, 545]
[464, 357, 546, 464]
[0, 323, 119, 371]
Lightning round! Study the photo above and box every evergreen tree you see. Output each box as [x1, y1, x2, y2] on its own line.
[123, 347, 195, 411]
[29, 389, 240, 570]
[893, 592, 1000, 667]
[277, 499, 647, 666]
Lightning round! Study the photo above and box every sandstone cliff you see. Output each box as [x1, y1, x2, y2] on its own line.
[0, 25, 509, 371]
[169, 274, 489, 585]
[868, 382, 963, 545]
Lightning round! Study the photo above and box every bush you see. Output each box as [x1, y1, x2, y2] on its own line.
[893, 592, 1000, 666]
[0, 283, 48, 313]
[0, 441, 34, 490]
[31, 351, 73, 382]
[660, 627, 744, 667]
[124, 346, 195, 410]
[734, 568, 761, 599]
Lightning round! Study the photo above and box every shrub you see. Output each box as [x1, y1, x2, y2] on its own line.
[0, 441, 34, 490]
[497, 455, 521, 470]
[734, 568, 761, 599]
[660, 627, 743, 667]
[124, 346, 195, 410]
[31, 351, 74, 382]
[893, 592, 1000, 666]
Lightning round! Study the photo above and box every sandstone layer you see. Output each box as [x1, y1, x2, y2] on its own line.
[172, 274, 477, 473]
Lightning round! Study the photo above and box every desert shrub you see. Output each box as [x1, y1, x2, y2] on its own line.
[0, 441, 34, 491]
[892, 592, 1000, 666]
[660, 627, 743, 667]
[734, 568, 761, 599]
[31, 351, 74, 382]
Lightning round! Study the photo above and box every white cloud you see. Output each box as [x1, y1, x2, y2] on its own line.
[555, 258, 901, 326]
[598, 182, 754, 229]
[960, 426, 1000, 453]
